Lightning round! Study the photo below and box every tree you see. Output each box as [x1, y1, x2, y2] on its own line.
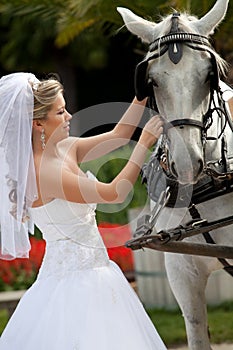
[0, 0, 232, 107]
[1, 0, 232, 223]
[1, 0, 233, 65]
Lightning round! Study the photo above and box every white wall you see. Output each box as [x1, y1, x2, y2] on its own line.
[128, 208, 233, 308]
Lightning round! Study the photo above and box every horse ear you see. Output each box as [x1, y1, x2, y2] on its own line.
[117, 7, 158, 44]
[192, 0, 229, 36]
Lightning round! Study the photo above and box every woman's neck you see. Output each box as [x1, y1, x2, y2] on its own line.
[32, 132, 60, 158]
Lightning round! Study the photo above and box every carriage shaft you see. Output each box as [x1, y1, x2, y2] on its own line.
[134, 240, 233, 259]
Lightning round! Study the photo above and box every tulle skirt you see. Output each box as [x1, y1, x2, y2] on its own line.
[0, 261, 166, 350]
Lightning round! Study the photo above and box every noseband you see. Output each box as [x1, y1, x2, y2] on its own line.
[163, 118, 204, 134]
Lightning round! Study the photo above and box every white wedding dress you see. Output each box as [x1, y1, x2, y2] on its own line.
[0, 173, 166, 350]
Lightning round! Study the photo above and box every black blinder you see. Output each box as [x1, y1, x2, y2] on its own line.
[134, 59, 149, 101]
[134, 59, 159, 112]
[209, 55, 219, 92]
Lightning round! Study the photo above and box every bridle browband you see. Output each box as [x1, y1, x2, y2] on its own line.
[149, 32, 211, 53]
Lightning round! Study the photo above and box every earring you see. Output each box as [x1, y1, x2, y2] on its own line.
[40, 128, 46, 150]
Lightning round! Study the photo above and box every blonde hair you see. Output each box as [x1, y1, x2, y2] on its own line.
[32, 78, 64, 120]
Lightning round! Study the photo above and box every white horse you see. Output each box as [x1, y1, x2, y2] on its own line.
[118, 1, 233, 349]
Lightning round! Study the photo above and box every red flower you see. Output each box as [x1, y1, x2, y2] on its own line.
[0, 223, 135, 290]
[0, 236, 45, 291]
[98, 222, 134, 272]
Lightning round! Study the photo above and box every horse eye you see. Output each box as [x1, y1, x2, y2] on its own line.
[205, 71, 213, 84]
[148, 78, 158, 87]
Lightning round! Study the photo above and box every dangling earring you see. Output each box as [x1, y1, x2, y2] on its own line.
[40, 128, 46, 150]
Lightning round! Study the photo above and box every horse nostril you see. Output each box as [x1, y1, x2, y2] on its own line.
[171, 161, 178, 178]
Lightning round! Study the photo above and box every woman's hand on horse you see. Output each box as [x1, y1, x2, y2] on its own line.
[139, 115, 163, 148]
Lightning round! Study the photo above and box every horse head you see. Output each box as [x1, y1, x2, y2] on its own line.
[118, 0, 229, 185]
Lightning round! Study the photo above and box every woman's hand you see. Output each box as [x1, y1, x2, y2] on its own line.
[139, 115, 163, 148]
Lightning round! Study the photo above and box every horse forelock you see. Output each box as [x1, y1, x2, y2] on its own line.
[155, 10, 199, 36]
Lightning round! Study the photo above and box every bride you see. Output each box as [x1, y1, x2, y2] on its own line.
[0, 72, 166, 349]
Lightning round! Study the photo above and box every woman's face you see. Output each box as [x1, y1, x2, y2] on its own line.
[44, 92, 72, 143]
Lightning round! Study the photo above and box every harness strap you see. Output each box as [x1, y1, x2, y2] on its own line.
[163, 118, 204, 133]
[189, 204, 233, 277]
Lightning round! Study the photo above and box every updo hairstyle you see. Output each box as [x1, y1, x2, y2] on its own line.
[31, 77, 64, 120]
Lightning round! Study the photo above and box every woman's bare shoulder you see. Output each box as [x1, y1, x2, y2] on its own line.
[58, 136, 79, 150]
[57, 136, 80, 159]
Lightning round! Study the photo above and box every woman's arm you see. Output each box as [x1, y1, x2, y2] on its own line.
[75, 97, 148, 162]
[42, 116, 163, 204]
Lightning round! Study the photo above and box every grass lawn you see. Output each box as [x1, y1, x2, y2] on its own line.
[1, 301, 233, 347]
[147, 301, 233, 347]
[0, 309, 8, 335]
[147, 307, 187, 346]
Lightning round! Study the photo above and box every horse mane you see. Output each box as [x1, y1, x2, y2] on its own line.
[151, 10, 228, 78]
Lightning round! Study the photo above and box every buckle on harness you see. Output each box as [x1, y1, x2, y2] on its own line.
[134, 187, 171, 237]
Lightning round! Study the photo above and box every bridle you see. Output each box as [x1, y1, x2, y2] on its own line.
[135, 12, 233, 180]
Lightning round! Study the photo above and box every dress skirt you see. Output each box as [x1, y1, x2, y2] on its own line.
[0, 261, 167, 350]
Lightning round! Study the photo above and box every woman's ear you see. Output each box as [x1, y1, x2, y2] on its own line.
[32, 119, 44, 131]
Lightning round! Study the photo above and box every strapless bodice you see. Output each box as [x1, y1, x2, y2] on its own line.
[28, 190, 109, 279]
[29, 197, 101, 245]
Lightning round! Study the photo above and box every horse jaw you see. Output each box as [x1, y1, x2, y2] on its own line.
[167, 128, 204, 185]
[191, 0, 229, 36]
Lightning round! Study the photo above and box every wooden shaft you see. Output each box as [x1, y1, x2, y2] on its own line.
[131, 240, 233, 259]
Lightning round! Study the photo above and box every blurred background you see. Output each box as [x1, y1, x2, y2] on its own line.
[1, 2, 233, 345]
[0, 0, 233, 116]
[1, 0, 233, 225]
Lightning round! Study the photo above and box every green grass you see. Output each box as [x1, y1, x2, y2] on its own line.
[1, 301, 233, 346]
[147, 301, 233, 347]
[147, 307, 187, 346]
[0, 309, 9, 335]
[207, 302, 233, 344]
